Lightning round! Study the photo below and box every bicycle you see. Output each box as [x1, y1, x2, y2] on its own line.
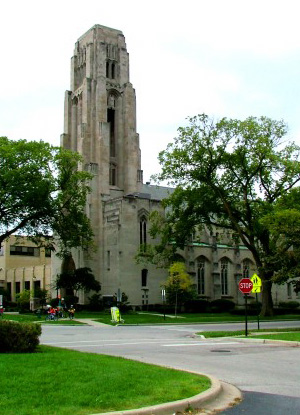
[45, 313, 58, 321]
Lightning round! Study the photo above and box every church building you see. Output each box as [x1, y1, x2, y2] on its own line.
[55, 24, 293, 308]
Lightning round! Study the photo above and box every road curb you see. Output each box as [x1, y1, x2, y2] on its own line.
[228, 337, 300, 347]
[89, 374, 242, 415]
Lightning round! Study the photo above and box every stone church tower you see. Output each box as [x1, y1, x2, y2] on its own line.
[60, 24, 168, 305]
[61, 24, 142, 194]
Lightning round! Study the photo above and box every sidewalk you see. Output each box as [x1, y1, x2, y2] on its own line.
[73, 318, 110, 327]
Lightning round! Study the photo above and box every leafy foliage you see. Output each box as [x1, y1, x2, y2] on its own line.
[56, 267, 101, 295]
[151, 114, 300, 315]
[15, 290, 31, 312]
[163, 262, 196, 308]
[0, 320, 41, 353]
[0, 137, 94, 256]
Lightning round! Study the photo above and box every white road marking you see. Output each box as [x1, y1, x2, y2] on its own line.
[42, 338, 184, 346]
[162, 342, 237, 347]
[43, 339, 238, 348]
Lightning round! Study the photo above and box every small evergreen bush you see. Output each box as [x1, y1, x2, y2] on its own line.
[0, 320, 41, 353]
[278, 301, 300, 309]
[210, 299, 235, 312]
[184, 299, 210, 313]
[87, 294, 104, 311]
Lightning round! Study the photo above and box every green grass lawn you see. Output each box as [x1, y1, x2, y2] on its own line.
[91, 311, 300, 325]
[2, 310, 300, 326]
[0, 346, 210, 415]
[252, 332, 300, 341]
[198, 328, 300, 341]
[1, 313, 84, 325]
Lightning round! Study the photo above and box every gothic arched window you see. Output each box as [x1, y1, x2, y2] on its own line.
[140, 216, 147, 248]
[221, 258, 229, 295]
[242, 259, 250, 278]
[197, 257, 205, 295]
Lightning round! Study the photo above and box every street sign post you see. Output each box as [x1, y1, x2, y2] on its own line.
[238, 278, 253, 336]
[161, 289, 166, 320]
[251, 273, 262, 330]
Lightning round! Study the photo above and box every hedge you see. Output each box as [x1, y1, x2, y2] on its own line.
[0, 320, 41, 353]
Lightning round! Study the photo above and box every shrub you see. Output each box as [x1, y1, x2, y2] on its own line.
[0, 320, 41, 353]
[184, 299, 210, 313]
[248, 301, 262, 311]
[4, 301, 18, 311]
[230, 308, 261, 316]
[87, 294, 104, 311]
[278, 301, 300, 309]
[210, 299, 235, 312]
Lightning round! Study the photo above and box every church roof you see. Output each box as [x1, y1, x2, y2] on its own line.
[125, 183, 174, 201]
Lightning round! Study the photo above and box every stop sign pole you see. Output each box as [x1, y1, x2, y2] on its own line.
[239, 278, 253, 337]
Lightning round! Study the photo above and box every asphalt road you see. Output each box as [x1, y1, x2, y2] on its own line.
[40, 320, 300, 414]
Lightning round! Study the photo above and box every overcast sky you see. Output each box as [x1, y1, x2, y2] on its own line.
[1, 0, 300, 182]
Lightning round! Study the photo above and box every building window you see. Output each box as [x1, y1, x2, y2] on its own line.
[243, 260, 250, 278]
[221, 259, 229, 295]
[33, 280, 41, 295]
[107, 108, 116, 157]
[10, 246, 39, 257]
[45, 248, 51, 258]
[141, 269, 148, 287]
[140, 217, 147, 248]
[111, 62, 115, 79]
[6, 282, 11, 301]
[106, 60, 117, 79]
[109, 163, 117, 186]
[197, 258, 205, 295]
[15, 281, 20, 294]
[25, 281, 30, 291]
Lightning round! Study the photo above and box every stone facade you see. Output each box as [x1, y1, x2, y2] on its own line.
[59, 25, 297, 307]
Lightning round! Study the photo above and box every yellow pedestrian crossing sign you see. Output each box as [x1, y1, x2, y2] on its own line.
[251, 273, 262, 293]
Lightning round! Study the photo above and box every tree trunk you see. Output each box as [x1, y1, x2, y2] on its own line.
[260, 278, 274, 316]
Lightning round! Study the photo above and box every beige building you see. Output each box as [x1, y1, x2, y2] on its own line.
[0, 236, 51, 304]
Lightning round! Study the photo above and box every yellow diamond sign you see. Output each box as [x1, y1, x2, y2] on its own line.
[251, 273, 262, 293]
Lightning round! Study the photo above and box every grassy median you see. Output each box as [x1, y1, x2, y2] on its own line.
[198, 328, 300, 341]
[0, 345, 210, 415]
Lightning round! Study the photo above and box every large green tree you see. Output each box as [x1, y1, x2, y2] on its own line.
[151, 114, 300, 316]
[0, 137, 94, 256]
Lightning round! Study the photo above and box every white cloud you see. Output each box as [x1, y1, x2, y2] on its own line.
[1, 0, 300, 180]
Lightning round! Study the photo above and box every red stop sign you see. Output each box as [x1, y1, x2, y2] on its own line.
[239, 278, 253, 294]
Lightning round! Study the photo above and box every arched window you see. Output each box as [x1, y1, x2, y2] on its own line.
[107, 107, 116, 157]
[111, 62, 115, 79]
[243, 259, 250, 278]
[141, 269, 148, 287]
[140, 217, 147, 248]
[197, 257, 205, 295]
[221, 258, 229, 295]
